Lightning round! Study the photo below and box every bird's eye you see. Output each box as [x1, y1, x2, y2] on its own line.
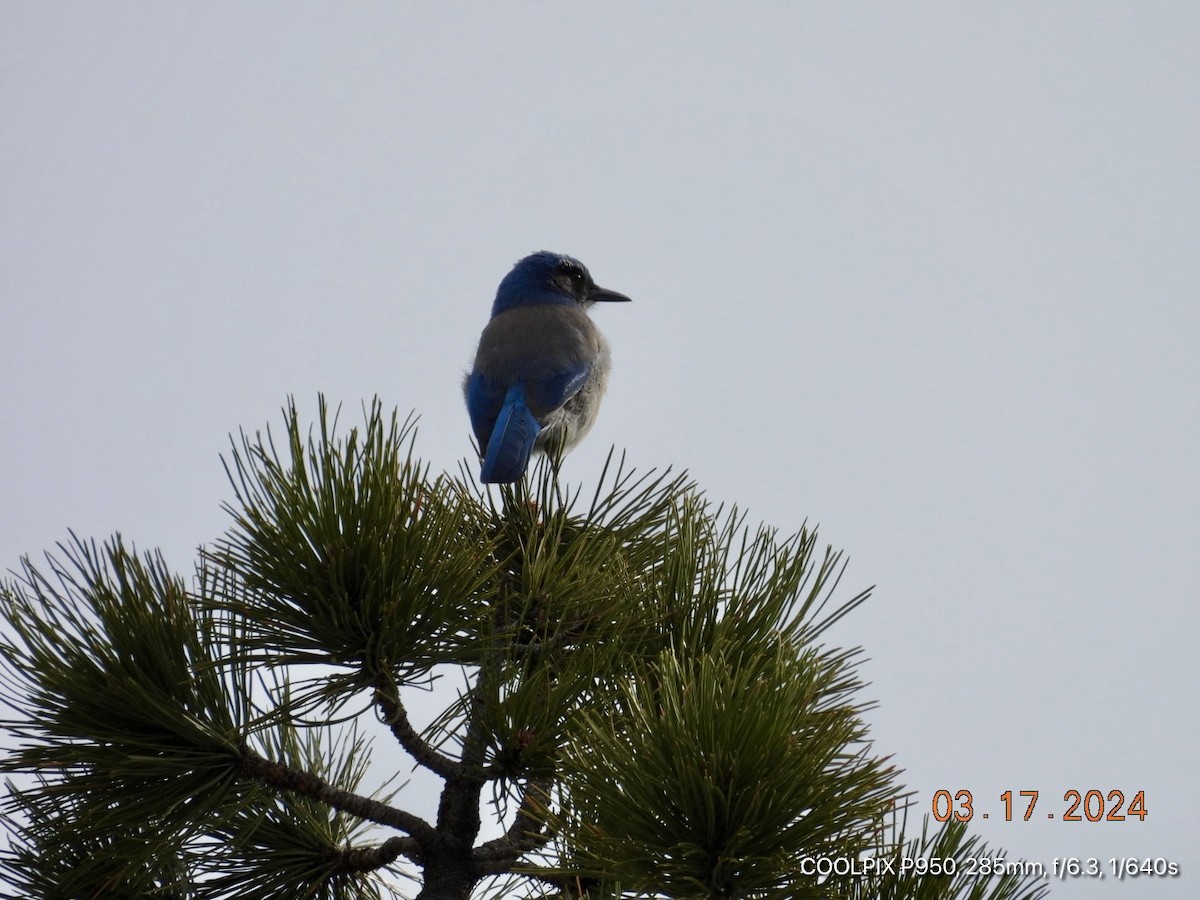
[558, 263, 588, 293]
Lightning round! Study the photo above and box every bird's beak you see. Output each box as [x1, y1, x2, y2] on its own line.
[589, 285, 632, 303]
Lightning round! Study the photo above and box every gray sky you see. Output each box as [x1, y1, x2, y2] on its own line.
[3, 3, 1197, 897]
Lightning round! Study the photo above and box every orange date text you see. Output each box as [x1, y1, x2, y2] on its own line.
[931, 789, 1147, 823]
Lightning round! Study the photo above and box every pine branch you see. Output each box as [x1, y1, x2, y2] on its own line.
[239, 745, 436, 844]
[373, 674, 463, 781]
[473, 778, 554, 872]
[328, 835, 423, 872]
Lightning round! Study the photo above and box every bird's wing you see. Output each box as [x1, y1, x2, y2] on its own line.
[465, 370, 506, 451]
[467, 360, 588, 451]
[524, 363, 591, 418]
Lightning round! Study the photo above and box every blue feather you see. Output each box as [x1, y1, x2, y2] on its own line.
[480, 384, 541, 484]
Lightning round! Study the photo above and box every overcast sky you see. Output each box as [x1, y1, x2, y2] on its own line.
[3, 4, 1197, 897]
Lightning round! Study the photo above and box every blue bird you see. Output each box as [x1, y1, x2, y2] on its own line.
[465, 252, 631, 484]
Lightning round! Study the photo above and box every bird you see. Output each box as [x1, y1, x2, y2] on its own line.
[464, 252, 631, 484]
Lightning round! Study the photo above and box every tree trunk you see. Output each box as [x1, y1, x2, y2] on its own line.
[414, 854, 477, 900]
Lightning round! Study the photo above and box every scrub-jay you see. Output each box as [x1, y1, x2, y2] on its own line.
[464, 252, 631, 484]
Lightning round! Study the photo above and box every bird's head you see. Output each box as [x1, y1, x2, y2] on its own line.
[491, 251, 631, 315]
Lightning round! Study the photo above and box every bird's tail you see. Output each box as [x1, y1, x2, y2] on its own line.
[481, 383, 541, 483]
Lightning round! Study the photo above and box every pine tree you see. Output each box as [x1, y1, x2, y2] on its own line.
[0, 399, 1048, 900]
